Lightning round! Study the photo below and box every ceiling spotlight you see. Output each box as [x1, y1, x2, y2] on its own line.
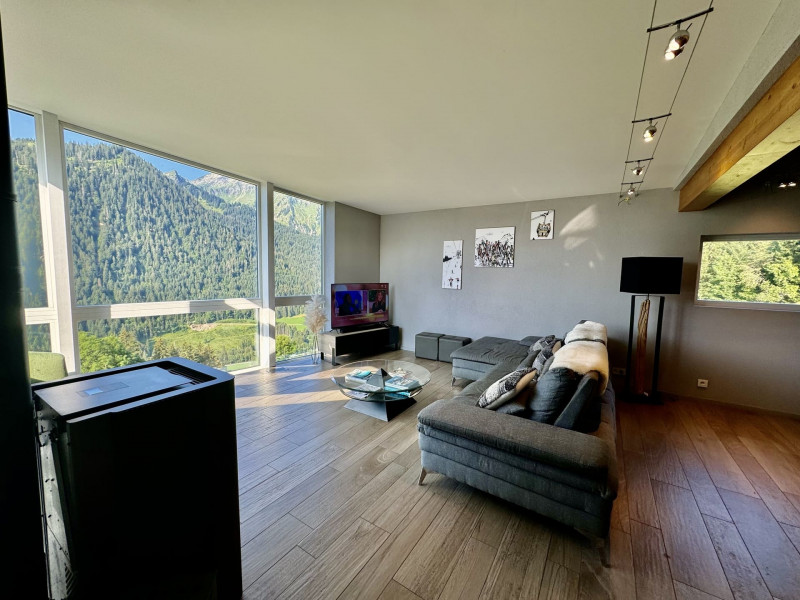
[643, 121, 657, 142]
[665, 27, 690, 60]
[789, 181, 797, 187]
[779, 182, 788, 188]
[631, 164, 644, 177]
[626, 186, 637, 197]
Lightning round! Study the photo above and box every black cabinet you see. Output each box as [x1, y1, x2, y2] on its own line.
[319, 326, 400, 365]
[33, 358, 242, 600]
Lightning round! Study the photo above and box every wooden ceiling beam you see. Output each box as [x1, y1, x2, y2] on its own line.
[679, 55, 800, 212]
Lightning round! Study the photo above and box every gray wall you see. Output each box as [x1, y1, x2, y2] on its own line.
[323, 201, 382, 332]
[324, 201, 382, 292]
[334, 202, 381, 282]
[380, 184, 800, 415]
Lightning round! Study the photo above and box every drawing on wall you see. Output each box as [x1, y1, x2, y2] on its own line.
[442, 240, 463, 289]
[474, 227, 515, 268]
[530, 210, 555, 240]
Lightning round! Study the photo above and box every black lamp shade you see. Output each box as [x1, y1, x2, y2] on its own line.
[620, 256, 683, 294]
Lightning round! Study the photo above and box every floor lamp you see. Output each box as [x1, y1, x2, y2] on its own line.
[620, 257, 683, 404]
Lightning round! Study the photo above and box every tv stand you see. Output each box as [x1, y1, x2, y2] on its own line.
[319, 326, 400, 365]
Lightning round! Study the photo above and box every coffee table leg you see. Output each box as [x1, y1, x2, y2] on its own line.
[344, 397, 416, 421]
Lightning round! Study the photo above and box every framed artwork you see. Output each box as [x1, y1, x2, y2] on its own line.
[531, 210, 554, 240]
[442, 240, 463, 289]
[474, 227, 515, 268]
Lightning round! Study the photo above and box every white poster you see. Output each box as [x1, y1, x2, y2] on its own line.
[474, 227, 515, 268]
[442, 240, 463, 289]
[530, 210, 554, 240]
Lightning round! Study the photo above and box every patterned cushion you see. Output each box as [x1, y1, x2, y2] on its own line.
[531, 334, 556, 351]
[539, 354, 556, 378]
[477, 368, 535, 410]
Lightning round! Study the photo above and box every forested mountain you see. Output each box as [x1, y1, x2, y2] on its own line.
[193, 172, 256, 205]
[12, 139, 46, 308]
[12, 136, 323, 368]
[65, 141, 259, 305]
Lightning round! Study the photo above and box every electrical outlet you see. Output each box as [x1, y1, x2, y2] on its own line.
[612, 367, 626, 376]
[697, 379, 709, 389]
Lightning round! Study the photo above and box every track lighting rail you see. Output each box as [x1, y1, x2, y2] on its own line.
[646, 7, 714, 33]
[631, 113, 671, 124]
[618, 0, 714, 206]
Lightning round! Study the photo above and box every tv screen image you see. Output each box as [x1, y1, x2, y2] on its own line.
[331, 283, 389, 330]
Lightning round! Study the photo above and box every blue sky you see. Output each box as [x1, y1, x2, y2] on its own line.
[8, 108, 208, 180]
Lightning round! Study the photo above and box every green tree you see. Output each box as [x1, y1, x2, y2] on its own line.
[275, 335, 297, 359]
[79, 331, 143, 373]
[151, 337, 171, 359]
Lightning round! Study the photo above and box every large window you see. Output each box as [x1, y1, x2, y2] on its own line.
[61, 128, 262, 372]
[274, 189, 322, 297]
[273, 189, 323, 362]
[9, 109, 47, 308]
[78, 310, 258, 373]
[64, 129, 258, 305]
[9, 107, 326, 374]
[696, 233, 800, 311]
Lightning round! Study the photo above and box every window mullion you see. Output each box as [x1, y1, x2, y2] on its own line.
[40, 111, 78, 372]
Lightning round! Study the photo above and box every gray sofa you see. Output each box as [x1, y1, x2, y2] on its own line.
[417, 327, 617, 564]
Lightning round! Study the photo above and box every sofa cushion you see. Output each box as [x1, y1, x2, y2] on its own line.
[417, 395, 615, 486]
[528, 367, 582, 424]
[554, 372, 601, 432]
[478, 368, 536, 409]
[450, 336, 529, 366]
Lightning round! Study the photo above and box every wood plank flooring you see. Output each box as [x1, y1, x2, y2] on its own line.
[232, 349, 800, 600]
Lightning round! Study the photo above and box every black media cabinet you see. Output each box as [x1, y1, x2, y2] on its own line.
[319, 325, 400, 365]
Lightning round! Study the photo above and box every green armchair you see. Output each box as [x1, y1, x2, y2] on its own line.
[28, 351, 68, 383]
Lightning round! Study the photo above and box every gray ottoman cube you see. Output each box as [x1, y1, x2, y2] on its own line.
[415, 332, 444, 360]
[438, 335, 472, 363]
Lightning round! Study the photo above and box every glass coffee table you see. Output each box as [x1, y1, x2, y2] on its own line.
[331, 359, 432, 421]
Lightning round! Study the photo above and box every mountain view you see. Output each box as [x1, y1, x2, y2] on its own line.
[12, 136, 322, 370]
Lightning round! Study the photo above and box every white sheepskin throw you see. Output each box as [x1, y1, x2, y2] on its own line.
[565, 321, 607, 345]
[550, 340, 609, 393]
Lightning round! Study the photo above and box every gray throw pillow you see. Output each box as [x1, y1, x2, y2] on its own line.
[528, 367, 582, 424]
[554, 372, 601, 432]
[477, 368, 535, 409]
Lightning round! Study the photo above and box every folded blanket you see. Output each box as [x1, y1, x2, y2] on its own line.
[550, 340, 609, 393]
[565, 321, 607, 345]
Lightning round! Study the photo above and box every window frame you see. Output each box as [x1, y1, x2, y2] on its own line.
[694, 232, 800, 312]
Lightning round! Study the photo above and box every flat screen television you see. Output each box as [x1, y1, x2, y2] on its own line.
[331, 283, 389, 330]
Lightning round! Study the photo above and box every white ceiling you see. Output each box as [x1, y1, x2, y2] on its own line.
[0, 0, 783, 214]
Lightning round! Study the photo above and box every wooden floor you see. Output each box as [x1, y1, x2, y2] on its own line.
[232, 349, 800, 600]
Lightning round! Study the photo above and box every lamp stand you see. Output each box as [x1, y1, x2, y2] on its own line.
[624, 294, 666, 404]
